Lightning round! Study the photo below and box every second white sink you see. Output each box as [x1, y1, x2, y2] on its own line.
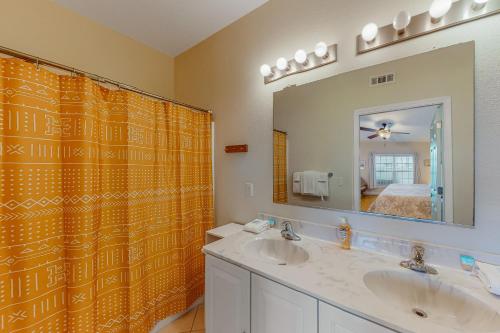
[364, 270, 500, 332]
[244, 238, 310, 266]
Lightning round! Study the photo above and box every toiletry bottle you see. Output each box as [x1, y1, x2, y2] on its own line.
[338, 217, 352, 250]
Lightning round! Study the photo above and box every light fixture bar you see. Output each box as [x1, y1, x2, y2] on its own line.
[357, 0, 500, 54]
[264, 44, 337, 84]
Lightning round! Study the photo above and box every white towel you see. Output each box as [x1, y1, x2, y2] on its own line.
[475, 261, 500, 296]
[243, 219, 269, 234]
[301, 170, 317, 195]
[292, 172, 302, 193]
[316, 172, 329, 197]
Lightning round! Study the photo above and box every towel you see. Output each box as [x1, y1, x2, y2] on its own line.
[475, 261, 500, 296]
[243, 219, 269, 234]
[316, 172, 329, 197]
[301, 170, 317, 195]
[292, 172, 302, 193]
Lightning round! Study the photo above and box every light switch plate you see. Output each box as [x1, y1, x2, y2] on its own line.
[245, 182, 254, 197]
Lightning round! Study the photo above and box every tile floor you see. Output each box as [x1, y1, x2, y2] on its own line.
[159, 303, 205, 333]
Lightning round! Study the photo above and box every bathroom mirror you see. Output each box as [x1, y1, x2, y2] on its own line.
[273, 42, 474, 226]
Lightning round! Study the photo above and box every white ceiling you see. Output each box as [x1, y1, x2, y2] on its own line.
[54, 0, 268, 57]
[359, 105, 439, 142]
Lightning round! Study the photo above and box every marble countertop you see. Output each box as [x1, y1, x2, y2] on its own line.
[203, 228, 500, 333]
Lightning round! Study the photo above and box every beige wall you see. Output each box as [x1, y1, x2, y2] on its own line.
[359, 141, 431, 187]
[0, 0, 174, 97]
[175, 0, 500, 253]
[273, 44, 473, 221]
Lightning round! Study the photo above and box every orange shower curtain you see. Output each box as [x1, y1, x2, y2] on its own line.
[273, 130, 287, 204]
[0, 58, 214, 332]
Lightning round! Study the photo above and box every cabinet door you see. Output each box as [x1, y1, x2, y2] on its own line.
[319, 301, 394, 333]
[205, 255, 250, 333]
[251, 274, 317, 333]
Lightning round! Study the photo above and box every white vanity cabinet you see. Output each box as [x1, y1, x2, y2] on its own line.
[251, 274, 317, 333]
[205, 255, 250, 333]
[319, 301, 394, 333]
[205, 255, 396, 333]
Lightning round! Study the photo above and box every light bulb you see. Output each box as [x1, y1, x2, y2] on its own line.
[361, 23, 378, 43]
[276, 57, 289, 71]
[294, 49, 308, 65]
[314, 42, 329, 58]
[429, 0, 452, 21]
[393, 10, 411, 33]
[473, 0, 488, 9]
[260, 64, 272, 77]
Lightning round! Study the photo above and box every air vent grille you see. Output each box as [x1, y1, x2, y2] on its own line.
[369, 73, 395, 86]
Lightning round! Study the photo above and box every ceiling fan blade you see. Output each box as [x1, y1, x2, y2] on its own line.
[360, 127, 378, 132]
[368, 134, 379, 139]
[391, 131, 410, 135]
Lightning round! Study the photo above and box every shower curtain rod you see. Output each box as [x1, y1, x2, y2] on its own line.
[0, 45, 212, 114]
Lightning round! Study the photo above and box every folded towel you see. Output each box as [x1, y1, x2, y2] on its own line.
[475, 261, 500, 296]
[316, 172, 329, 197]
[292, 172, 302, 193]
[301, 170, 317, 195]
[243, 219, 269, 234]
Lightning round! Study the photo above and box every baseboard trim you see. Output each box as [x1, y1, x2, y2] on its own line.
[149, 296, 204, 333]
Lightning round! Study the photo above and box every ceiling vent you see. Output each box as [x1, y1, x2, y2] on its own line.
[369, 73, 395, 86]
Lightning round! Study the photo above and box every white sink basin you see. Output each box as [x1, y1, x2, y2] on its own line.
[244, 238, 310, 265]
[364, 270, 500, 332]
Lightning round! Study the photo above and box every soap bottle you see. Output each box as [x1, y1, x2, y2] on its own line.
[337, 217, 352, 250]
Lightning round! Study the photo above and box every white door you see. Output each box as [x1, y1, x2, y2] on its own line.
[251, 274, 317, 333]
[430, 105, 445, 221]
[205, 255, 250, 333]
[319, 301, 394, 333]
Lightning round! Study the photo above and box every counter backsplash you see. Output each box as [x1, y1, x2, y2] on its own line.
[258, 213, 500, 270]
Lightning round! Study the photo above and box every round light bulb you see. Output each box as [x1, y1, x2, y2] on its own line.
[294, 49, 308, 65]
[472, 0, 488, 10]
[314, 42, 328, 58]
[260, 64, 272, 77]
[361, 23, 378, 42]
[393, 10, 411, 32]
[429, 0, 452, 20]
[276, 57, 289, 71]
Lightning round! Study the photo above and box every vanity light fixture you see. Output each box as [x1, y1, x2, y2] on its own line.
[294, 49, 308, 65]
[361, 23, 379, 42]
[356, 0, 500, 54]
[314, 42, 329, 58]
[393, 10, 412, 34]
[429, 0, 452, 22]
[261, 43, 337, 84]
[260, 64, 273, 77]
[276, 57, 290, 71]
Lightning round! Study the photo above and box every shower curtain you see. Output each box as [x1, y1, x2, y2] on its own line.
[0, 58, 214, 332]
[273, 130, 287, 204]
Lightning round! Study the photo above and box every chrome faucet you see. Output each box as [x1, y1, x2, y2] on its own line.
[400, 245, 438, 275]
[281, 221, 301, 241]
